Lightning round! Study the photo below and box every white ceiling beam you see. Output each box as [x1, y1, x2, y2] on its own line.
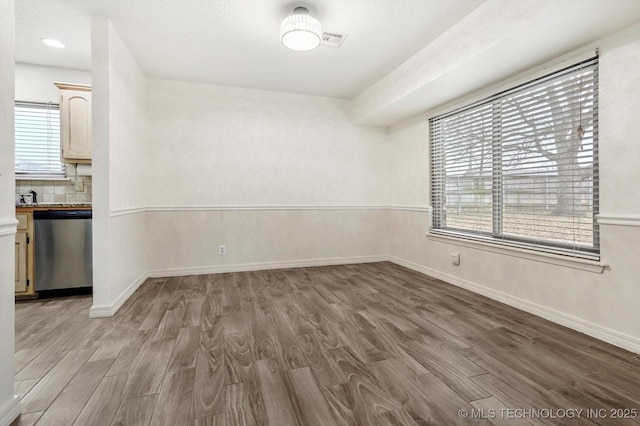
[351, 0, 640, 127]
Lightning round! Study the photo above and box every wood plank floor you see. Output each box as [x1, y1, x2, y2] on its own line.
[12, 262, 640, 426]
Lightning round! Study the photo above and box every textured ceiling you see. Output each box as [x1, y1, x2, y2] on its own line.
[15, 0, 484, 99]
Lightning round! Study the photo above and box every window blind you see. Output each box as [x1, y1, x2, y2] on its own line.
[15, 101, 65, 177]
[430, 57, 599, 259]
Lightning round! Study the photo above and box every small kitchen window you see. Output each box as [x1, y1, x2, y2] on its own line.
[15, 101, 66, 178]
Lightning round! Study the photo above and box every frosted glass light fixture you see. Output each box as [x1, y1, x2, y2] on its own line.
[280, 6, 322, 51]
[41, 38, 66, 48]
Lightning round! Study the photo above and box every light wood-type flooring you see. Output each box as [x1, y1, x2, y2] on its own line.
[12, 262, 640, 425]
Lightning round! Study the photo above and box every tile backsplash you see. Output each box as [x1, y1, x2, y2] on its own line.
[15, 164, 92, 204]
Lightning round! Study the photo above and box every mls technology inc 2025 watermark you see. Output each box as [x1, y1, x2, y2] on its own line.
[457, 408, 638, 421]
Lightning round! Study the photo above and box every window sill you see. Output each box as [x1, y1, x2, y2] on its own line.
[16, 175, 69, 181]
[426, 232, 607, 274]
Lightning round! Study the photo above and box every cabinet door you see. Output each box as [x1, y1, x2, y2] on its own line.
[15, 232, 28, 293]
[60, 89, 92, 162]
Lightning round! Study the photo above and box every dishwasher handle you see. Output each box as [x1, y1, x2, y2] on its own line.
[34, 210, 92, 220]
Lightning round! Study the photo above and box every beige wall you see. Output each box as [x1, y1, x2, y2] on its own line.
[146, 209, 387, 276]
[386, 24, 640, 352]
[0, 0, 21, 423]
[598, 26, 640, 215]
[144, 79, 389, 208]
[90, 17, 147, 317]
[142, 79, 390, 274]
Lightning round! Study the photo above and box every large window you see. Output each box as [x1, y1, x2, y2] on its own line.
[430, 57, 599, 259]
[15, 101, 65, 177]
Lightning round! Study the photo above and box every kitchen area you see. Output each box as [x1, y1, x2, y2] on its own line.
[14, 68, 93, 299]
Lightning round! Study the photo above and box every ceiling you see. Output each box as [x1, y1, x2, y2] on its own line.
[15, 0, 484, 99]
[353, 0, 640, 126]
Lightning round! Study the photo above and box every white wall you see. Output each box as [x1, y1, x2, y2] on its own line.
[144, 79, 389, 208]
[90, 17, 147, 317]
[386, 24, 640, 352]
[15, 63, 90, 104]
[0, 0, 21, 423]
[143, 79, 390, 274]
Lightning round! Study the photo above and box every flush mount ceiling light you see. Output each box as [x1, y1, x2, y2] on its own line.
[280, 6, 322, 51]
[41, 38, 66, 48]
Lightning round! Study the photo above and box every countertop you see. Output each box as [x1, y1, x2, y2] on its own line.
[16, 203, 92, 209]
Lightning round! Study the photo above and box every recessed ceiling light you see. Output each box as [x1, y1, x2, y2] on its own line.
[41, 38, 66, 49]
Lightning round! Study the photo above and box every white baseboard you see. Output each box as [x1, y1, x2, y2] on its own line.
[147, 255, 387, 278]
[89, 270, 149, 318]
[88, 305, 113, 318]
[0, 396, 21, 426]
[388, 256, 640, 354]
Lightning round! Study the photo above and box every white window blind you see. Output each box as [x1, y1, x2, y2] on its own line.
[15, 101, 65, 177]
[430, 57, 599, 259]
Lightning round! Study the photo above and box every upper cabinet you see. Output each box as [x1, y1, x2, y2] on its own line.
[55, 82, 92, 164]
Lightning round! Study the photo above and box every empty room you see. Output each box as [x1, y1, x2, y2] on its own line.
[1, 0, 640, 425]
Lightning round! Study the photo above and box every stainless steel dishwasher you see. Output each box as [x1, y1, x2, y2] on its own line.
[34, 210, 93, 292]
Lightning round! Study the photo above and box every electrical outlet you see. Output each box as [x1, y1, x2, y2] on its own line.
[74, 180, 84, 191]
[451, 252, 460, 266]
[219, 245, 226, 255]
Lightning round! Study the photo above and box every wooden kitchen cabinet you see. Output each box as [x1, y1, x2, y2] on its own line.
[15, 212, 35, 297]
[15, 232, 28, 292]
[55, 82, 92, 164]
